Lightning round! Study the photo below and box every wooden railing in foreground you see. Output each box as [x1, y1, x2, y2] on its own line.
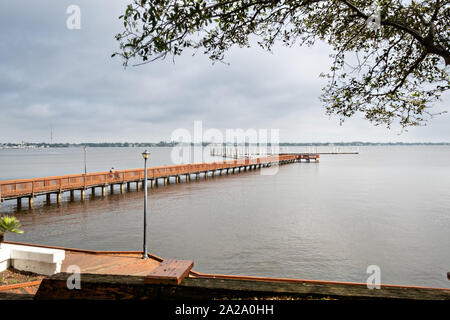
[0, 154, 319, 206]
[35, 272, 450, 300]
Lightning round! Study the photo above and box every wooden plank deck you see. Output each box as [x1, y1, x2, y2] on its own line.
[1, 248, 165, 300]
[145, 259, 194, 285]
[61, 251, 161, 276]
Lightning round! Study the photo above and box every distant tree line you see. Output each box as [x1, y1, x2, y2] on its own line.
[0, 141, 449, 148]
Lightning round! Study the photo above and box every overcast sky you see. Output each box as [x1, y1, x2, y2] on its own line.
[0, 0, 449, 143]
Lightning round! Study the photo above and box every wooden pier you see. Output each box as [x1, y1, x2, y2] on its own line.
[0, 154, 319, 209]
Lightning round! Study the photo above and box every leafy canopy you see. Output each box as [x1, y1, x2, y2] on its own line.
[0, 215, 24, 236]
[113, 0, 449, 128]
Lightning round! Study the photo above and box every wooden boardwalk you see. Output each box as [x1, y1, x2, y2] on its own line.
[0, 153, 319, 208]
[62, 251, 161, 276]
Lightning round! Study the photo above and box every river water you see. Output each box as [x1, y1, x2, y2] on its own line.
[0, 146, 449, 288]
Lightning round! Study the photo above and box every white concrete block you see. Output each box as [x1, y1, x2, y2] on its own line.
[0, 244, 65, 276]
[2, 244, 65, 263]
[0, 260, 10, 272]
[0, 247, 11, 272]
[12, 259, 62, 276]
[0, 247, 10, 262]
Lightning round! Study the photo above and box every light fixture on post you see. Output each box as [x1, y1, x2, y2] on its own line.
[141, 150, 150, 259]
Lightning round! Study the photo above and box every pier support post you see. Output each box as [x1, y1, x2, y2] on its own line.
[57, 193, 62, 205]
[186, 174, 190, 183]
[110, 185, 114, 194]
[164, 178, 168, 186]
[155, 179, 159, 187]
[70, 190, 75, 200]
[81, 189, 85, 200]
[28, 197, 34, 209]
[212, 171, 215, 178]
[176, 176, 180, 183]
[151, 180, 156, 188]
[91, 187, 95, 196]
[46, 194, 51, 203]
[127, 182, 131, 190]
[17, 198, 22, 207]
[120, 184, 124, 193]
[102, 186, 106, 197]
[136, 182, 141, 190]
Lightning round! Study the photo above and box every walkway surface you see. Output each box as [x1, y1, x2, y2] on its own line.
[0, 154, 319, 205]
[62, 251, 161, 276]
[0, 243, 166, 299]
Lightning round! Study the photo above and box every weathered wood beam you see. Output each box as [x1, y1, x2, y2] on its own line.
[34, 273, 450, 300]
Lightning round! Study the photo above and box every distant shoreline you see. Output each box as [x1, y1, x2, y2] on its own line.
[0, 142, 449, 149]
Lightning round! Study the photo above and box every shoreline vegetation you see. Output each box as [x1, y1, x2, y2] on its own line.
[1, 141, 450, 149]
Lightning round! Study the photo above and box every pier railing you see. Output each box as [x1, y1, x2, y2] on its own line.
[0, 154, 319, 201]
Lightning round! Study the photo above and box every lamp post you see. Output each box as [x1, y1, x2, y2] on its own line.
[83, 146, 87, 176]
[141, 150, 150, 259]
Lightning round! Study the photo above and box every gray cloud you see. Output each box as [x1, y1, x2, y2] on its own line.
[0, 0, 449, 143]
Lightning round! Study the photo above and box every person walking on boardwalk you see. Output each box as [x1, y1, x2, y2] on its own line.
[109, 167, 115, 180]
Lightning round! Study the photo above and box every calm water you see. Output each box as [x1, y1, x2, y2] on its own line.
[0, 146, 449, 288]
